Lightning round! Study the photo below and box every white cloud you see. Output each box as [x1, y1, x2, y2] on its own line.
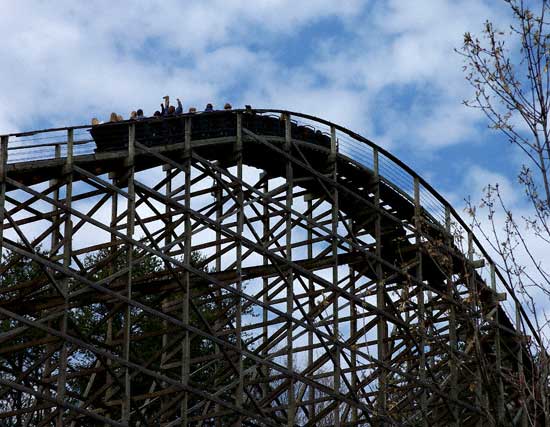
[463, 165, 520, 207]
[308, 0, 511, 151]
[451, 164, 550, 336]
[0, 1, 365, 132]
[0, 0, 506, 150]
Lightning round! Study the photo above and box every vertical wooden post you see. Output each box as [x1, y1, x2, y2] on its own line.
[215, 165, 224, 427]
[330, 125, 340, 427]
[349, 216, 358, 424]
[0, 136, 7, 277]
[161, 164, 172, 417]
[468, 232, 485, 426]
[50, 144, 62, 254]
[262, 172, 270, 407]
[490, 263, 505, 424]
[43, 143, 62, 416]
[123, 123, 135, 423]
[50, 144, 61, 247]
[516, 302, 527, 427]
[51, 144, 61, 252]
[56, 129, 73, 427]
[105, 170, 118, 409]
[284, 113, 295, 426]
[446, 206, 459, 424]
[181, 117, 192, 426]
[307, 195, 315, 422]
[235, 112, 244, 424]
[414, 177, 427, 426]
[374, 148, 388, 422]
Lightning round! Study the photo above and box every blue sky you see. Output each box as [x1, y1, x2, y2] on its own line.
[0, 0, 525, 235]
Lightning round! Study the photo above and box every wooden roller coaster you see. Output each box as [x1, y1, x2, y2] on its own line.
[0, 109, 547, 425]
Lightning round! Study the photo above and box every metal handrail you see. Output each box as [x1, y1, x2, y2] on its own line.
[8, 139, 93, 151]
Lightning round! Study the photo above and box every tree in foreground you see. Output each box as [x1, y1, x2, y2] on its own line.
[460, 0, 550, 423]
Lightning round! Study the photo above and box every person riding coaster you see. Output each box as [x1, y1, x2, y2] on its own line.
[90, 108, 331, 152]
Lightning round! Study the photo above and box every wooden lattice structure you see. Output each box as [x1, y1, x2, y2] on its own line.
[0, 109, 546, 426]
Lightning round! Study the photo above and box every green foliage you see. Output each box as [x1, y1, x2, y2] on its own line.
[1, 247, 44, 288]
[1, 243, 253, 423]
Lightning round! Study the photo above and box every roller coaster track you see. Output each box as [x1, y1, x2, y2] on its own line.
[0, 109, 546, 425]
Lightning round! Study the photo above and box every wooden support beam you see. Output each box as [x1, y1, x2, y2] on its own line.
[0, 135, 7, 277]
[446, 205, 459, 425]
[235, 111, 245, 425]
[329, 124, 341, 427]
[491, 263, 505, 424]
[414, 177, 427, 426]
[55, 128, 73, 427]
[284, 113, 295, 426]
[181, 116, 192, 425]
[374, 147, 389, 422]
[123, 122, 135, 423]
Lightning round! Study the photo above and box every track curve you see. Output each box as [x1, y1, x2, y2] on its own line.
[0, 109, 544, 425]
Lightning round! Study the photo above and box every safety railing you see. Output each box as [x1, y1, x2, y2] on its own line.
[5, 125, 94, 164]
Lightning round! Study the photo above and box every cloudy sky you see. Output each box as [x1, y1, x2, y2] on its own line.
[3, 1, 550, 340]
[0, 1, 517, 201]
[1, 2, 538, 273]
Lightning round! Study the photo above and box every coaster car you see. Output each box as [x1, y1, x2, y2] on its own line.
[91, 111, 331, 152]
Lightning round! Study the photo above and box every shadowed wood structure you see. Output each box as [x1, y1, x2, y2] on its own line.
[0, 109, 546, 426]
